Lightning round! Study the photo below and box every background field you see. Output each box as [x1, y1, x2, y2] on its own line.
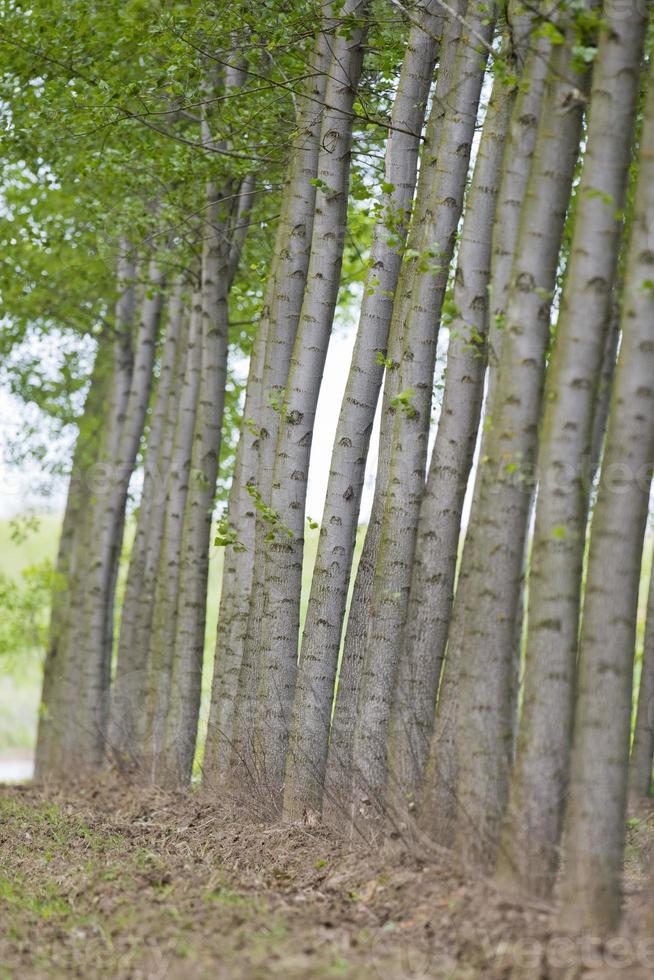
[0, 514, 364, 765]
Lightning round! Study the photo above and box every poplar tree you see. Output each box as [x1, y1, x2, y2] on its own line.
[497, 3, 647, 897]
[205, 22, 332, 785]
[385, 13, 533, 809]
[252, 0, 370, 807]
[434, 12, 590, 862]
[283, 0, 442, 822]
[558, 50, 654, 933]
[323, 0, 466, 824]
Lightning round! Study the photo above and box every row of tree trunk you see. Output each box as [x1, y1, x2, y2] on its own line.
[37, 0, 654, 937]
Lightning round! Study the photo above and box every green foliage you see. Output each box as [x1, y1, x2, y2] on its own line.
[462, 325, 486, 356]
[245, 484, 293, 542]
[403, 241, 447, 276]
[375, 350, 396, 370]
[309, 177, 338, 198]
[572, 44, 597, 66]
[391, 387, 418, 420]
[267, 388, 285, 413]
[214, 515, 247, 551]
[441, 295, 460, 327]
[535, 21, 565, 46]
[0, 562, 54, 665]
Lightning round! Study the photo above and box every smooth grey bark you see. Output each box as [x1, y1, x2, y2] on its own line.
[71, 257, 164, 769]
[386, 47, 514, 811]
[420, 20, 551, 846]
[486, 24, 552, 405]
[34, 337, 114, 779]
[282, 0, 441, 822]
[152, 47, 252, 785]
[323, 0, 465, 826]
[322, 485, 385, 824]
[558, 54, 654, 932]
[230, 32, 331, 785]
[202, 315, 265, 784]
[496, 7, 646, 898]
[202, 179, 263, 789]
[348, 0, 494, 829]
[144, 188, 254, 784]
[444, 30, 588, 866]
[116, 305, 192, 758]
[38, 250, 145, 775]
[252, 1, 369, 809]
[141, 290, 203, 778]
[108, 278, 186, 765]
[630, 560, 654, 799]
[589, 301, 620, 481]
[158, 187, 238, 787]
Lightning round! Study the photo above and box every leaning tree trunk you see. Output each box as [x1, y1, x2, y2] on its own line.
[34, 334, 115, 780]
[485, 14, 551, 405]
[483, 10, 553, 752]
[228, 27, 331, 787]
[35, 249, 141, 776]
[148, 48, 252, 786]
[386, 28, 519, 812]
[158, 183, 242, 787]
[496, 6, 646, 899]
[251, 0, 369, 810]
[202, 310, 266, 784]
[419, 18, 552, 846]
[443, 26, 588, 866]
[323, 0, 465, 826]
[588, 302, 621, 481]
[108, 277, 187, 766]
[282, 0, 442, 823]
[72, 257, 164, 770]
[557, 52, 654, 933]
[141, 289, 203, 778]
[348, 0, 495, 831]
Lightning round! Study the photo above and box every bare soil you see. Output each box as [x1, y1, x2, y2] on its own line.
[0, 779, 652, 979]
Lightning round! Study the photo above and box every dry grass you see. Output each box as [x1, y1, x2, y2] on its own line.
[0, 778, 652, 979]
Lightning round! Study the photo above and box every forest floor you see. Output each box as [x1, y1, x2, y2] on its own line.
[0, 779, 652, 980]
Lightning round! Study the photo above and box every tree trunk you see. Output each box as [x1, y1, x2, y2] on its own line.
[34, 334, 114, 779]
[419, 20, 551, 848]
[229, 28, 331, 787]
[386, 37, 516, 812]
[146, 48, 252, 785]
[496, 6, 646, 898]
[202, 313, 266, 783]
[557, 52, 654, 933]
[446, 26, 588, 865]
[282, 0, 441, 823]
[158, 186, 237, 787]
[323, 0, 464, 826]
[589, 301, 620, 482]
[251, 0, 369, 809]
[73, 257, 164, 769]
[485, 24, 552, 405]
[349, 0, 494, 831]
[141, 289, 203, 778]
[108, 277, 187, 766]
[35, 249, 143, 776]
